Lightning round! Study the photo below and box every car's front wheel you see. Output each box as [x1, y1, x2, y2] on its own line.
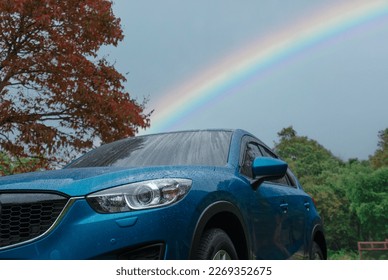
[194, 228, 238, 260]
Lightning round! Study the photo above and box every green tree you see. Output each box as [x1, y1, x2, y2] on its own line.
[345, 167, 388, 241]
[307, 181, 359, 250]
[275, 127, 388, 252]
[274, 127, 357, 251]
[274, 126, 343, 186]
[370, 128, 388, 169]
[277, 126, 297, 140]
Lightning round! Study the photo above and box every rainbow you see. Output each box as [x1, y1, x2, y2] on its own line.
[146, 0, 388, 133]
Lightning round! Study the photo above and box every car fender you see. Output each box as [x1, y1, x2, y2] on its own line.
[188, 200, 252, 259]
[309, 222, 327, 259]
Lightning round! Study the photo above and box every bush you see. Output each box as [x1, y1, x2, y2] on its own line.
[328, 250, 359, 260]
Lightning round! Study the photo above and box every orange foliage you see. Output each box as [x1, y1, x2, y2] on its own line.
[0, 0, 150, 172]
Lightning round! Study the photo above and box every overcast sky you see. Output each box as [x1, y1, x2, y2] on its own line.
[105, 0, 388, 160]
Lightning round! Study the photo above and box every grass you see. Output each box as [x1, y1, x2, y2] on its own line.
[328, 249, 388, 260]
[328, 250, 360, 260]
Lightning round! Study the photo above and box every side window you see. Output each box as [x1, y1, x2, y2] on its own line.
[258, 145, 276, 158]
[259, 145, 296, 187]
[240, 142, 263, 178]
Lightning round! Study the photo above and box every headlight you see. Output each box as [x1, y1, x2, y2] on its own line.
[86, 178, 192, 213]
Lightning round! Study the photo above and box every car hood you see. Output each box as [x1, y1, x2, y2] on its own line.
[0, 166, 212, 197]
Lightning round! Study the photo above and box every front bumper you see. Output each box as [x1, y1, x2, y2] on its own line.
[0, 198, 193, 259]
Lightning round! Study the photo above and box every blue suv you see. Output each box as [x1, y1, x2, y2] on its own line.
[0, 129, 326, 259]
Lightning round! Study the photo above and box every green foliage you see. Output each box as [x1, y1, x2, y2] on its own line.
[346, 167, 388, 240]
[370, 128, 388, 169]
[0, 152, 43, 175]
[274, 126, 388, 253]
[359, 250, 388, 260]
[328, 249, 359, 260]
[305, 182, 359, 250]
[274, 126, 344, 186]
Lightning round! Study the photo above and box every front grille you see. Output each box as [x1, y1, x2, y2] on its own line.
[0, 193, 68, 249]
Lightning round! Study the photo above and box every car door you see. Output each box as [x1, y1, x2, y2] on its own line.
[239, 138, 292, 259]
[259, 145, 307, 259]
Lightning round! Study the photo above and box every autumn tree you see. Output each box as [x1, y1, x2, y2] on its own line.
[0, 0, 150, 173]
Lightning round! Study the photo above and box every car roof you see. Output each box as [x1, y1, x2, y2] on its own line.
[135, 128, 235, 137]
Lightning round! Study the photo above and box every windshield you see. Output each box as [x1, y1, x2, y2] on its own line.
[67, 130, 232, 168]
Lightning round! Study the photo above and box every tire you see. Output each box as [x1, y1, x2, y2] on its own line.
[310, 241, 324, 260]
[194, 228, 238, 260]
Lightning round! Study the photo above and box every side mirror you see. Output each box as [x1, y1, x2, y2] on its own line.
[251, 157, 288, 188]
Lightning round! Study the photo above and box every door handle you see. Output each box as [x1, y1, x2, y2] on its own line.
[280, 202, 288, 214]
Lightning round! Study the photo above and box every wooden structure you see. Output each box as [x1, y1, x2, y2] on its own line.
[357, 239, 388, 259]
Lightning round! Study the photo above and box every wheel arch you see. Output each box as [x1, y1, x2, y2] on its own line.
[189, 201, 250, 259]
[310, 224, 327, 260]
